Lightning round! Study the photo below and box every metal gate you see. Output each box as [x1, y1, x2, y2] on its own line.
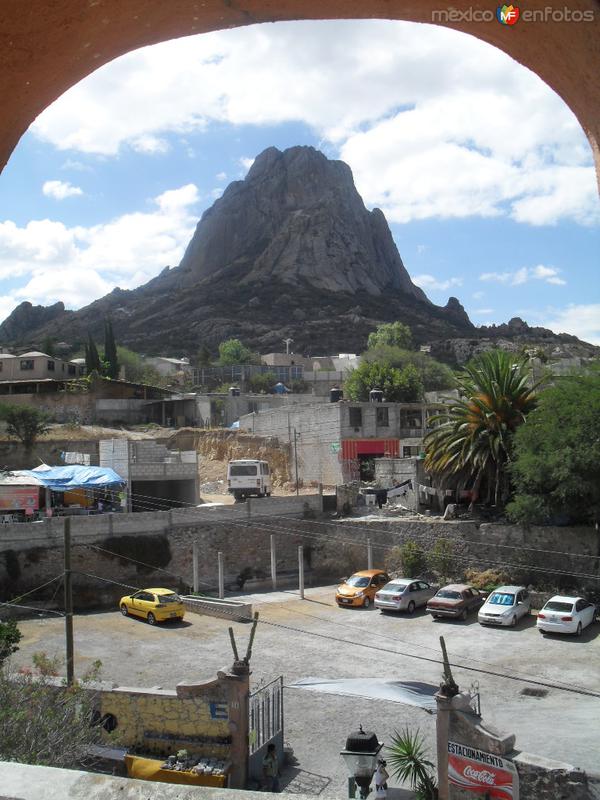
[248, 676, 284, 782]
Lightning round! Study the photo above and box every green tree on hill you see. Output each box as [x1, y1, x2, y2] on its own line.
[363, 345, 455, 392]
[0, 406, 50, 451]
[367, 321, 413, 351]
[84, 333, 102, 374]
[218, 338, 260, 366]
[507, 370, 600, 525]
[345, 361, 423, 403]
[103, 319, 119, 379]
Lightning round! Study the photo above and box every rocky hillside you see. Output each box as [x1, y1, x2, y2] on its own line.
[0, 145, 596, 363]
[0, 146, 477, 354]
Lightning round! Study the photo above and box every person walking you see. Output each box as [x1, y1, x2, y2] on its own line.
[262, 743, 280, 792]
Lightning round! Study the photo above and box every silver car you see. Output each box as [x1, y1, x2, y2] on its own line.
[375, 579, 435, 614]
[478, 585, 531, 627]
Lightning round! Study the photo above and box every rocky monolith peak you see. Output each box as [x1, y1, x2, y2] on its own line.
[178, 145, 428, 300]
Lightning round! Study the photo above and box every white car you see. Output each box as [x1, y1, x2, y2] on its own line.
[477, 585, 531, 627]
[537, 595, 596, 636]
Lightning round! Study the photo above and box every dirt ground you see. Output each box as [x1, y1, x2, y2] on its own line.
[11, 585, 600, 797]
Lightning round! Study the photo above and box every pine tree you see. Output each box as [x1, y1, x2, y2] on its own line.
[103, 319, 119, 379]
[86, 333, 102, 374]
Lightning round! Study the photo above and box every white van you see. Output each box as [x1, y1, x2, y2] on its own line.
[227, 459, 272, 501]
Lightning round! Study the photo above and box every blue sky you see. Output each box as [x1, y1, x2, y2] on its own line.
[0, 20, 598, 344]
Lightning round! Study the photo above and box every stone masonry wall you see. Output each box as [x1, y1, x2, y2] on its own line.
[1, 508, 598, 609]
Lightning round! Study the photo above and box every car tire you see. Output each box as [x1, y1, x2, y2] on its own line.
[576, 622, 582, 637]
[460, 608, 468, 621]
[120, 604, 128, 616]
[407, 601, 416, 614]
[363, 597, 371, 609]
[147, 612, 156, 625]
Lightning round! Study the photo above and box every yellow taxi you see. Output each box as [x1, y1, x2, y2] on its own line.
[335, 569, 390, 609]
[119, 588, 185, 624]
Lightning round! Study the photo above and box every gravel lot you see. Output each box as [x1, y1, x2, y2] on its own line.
[11, 585, 600, 797]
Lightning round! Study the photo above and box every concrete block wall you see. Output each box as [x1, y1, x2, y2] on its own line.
[239, 404, 343, 484]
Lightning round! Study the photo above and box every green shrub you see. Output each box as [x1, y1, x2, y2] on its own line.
[427, 538, 457, 583]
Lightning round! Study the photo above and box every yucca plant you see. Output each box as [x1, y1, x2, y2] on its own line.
[424, 350, 538, 508]
[386, 727, 437, 799]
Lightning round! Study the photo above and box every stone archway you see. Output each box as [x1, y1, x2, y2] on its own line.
[1, 0, 599, 188]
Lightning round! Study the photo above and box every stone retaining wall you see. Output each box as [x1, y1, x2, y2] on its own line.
[2, 510, 598, 610]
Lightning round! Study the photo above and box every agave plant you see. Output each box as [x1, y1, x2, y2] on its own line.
[386, 727, 437, 799]
[424, 350, 538, 508]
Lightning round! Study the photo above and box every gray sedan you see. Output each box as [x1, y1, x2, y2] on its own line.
[375, 579, 436, 614]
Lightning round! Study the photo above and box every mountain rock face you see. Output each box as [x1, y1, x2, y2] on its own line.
[179, 146, 427, 300]
[2, 145, 593, 362]
[0, 301, 66, 341]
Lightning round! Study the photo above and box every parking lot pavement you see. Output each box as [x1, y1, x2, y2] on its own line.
[11, 585, 600, 796]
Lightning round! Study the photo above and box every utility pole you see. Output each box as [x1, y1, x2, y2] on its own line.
[63, 516, 74, 685]
[193, 540, 199, 593]
[293, 427, 299, 496]
[298, 546, 304, 600]
[283, 337, 293, 355]
[218, 551, 225, 599]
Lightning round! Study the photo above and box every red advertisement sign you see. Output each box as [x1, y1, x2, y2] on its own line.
[448, 741, 519, 799]
[0, 486, 39, 511]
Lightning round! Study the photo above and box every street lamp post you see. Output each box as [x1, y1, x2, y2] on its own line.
[340, 725, 383, 799]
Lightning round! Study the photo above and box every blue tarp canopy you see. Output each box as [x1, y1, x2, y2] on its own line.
[18, 465, 125, 491]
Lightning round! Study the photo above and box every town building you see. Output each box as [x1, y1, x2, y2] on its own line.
[0, 351, 85, 390]
[144, 356, 193, 380]
[99, 438, 199, 511]
[238, 399, 444, 485]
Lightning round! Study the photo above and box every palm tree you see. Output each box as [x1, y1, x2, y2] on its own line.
[386, 727, 437, 799]
[424, 350, 537, 508]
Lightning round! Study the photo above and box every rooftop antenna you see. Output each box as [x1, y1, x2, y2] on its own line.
[283, 338, 294, 355]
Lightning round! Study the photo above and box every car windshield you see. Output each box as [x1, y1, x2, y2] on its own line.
[346, 576, 370, 588]
[230, 464, 257, 476]
[544, 601, 573, 613]
[488, 592, 515, 606]
[157, 593, 181, 604]
[436, 590, 461, 600]
[385, 582, 409, 592]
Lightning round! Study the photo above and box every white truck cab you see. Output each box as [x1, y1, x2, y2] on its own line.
[227, 459, 272, 501]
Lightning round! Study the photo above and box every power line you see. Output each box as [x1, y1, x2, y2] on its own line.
[0, 601, 64, 617]
[0, 574, 63, 605]
[57, 567, 600, 701]
[2, 483, 598, 584]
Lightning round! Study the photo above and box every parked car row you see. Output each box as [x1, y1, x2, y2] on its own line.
[335, 570, 597, 637]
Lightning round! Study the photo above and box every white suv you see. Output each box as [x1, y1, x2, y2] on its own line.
[478, 585, 531, 627]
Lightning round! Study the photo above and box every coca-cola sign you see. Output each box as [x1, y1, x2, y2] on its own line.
[448, 741, 519, 799]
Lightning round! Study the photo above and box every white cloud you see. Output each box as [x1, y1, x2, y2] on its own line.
[474, 308, 494, 315]
[0, 184, 201, 312]
[216, 172, 227, 181]
[42, 180, 83, 200]
[472, 291, 485, 300]
[29, 20, 600, 226]
[480, 265, 566, 286]
[542, 304, 600, 345]
[411, 273, 463, 292]
[130, 134, 169, 154]
[15, 268, 113, 310]
[239, 157, 255, 173]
